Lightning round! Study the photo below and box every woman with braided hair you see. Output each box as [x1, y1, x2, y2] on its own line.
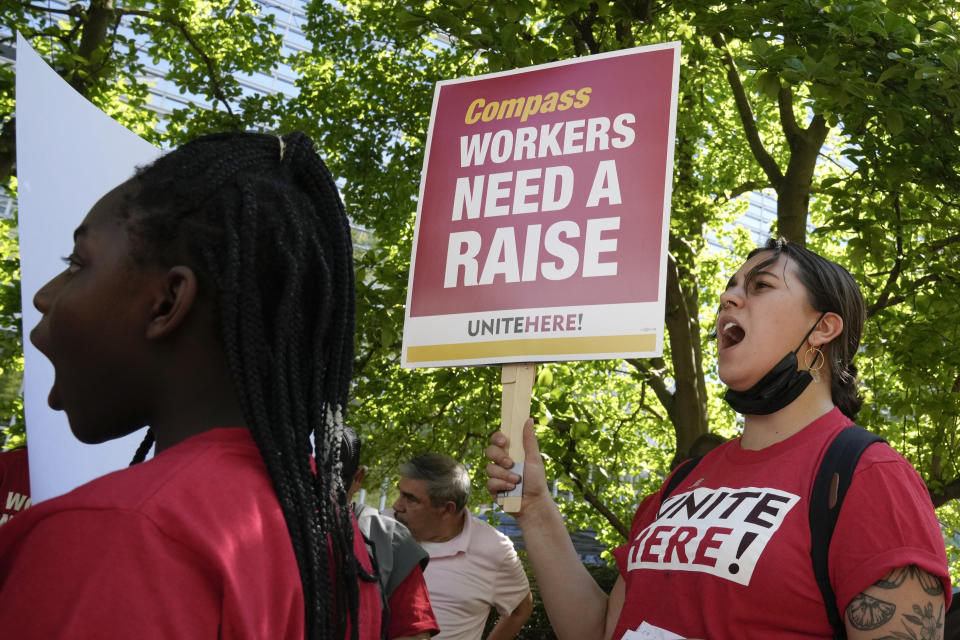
[0, 131, 380, 639]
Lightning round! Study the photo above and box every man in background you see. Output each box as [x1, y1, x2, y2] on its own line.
[392, 453, 532, 640]
[341, 429, 438, 640]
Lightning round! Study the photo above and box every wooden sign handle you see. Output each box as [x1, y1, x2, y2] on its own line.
[497, 362, 535, 513]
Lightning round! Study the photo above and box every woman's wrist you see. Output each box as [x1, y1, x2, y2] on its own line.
[513, 492, 561, 531]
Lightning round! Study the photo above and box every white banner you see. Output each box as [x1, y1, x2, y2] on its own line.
[16, 33, 161, 502]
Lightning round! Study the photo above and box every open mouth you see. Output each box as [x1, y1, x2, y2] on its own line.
[720, 321, 745, 349]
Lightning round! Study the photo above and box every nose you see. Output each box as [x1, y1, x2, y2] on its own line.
[719, 286, 743, 310]
[33, 274, 59, 313]
[392, 496, 403, 512]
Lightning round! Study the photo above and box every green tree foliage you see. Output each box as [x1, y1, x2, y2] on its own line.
[1, 0, 958, 578]
[316, 0, 960, 570]
[0, 213, 22, 448]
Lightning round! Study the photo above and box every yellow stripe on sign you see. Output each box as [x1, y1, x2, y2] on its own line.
[406, 334, 657, 363]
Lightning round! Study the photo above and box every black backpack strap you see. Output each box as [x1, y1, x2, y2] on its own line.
[660, 456, 703, 508]
[809, 425, 885, 640]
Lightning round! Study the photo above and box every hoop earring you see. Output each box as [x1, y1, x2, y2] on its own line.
[804, 347, 825, 383]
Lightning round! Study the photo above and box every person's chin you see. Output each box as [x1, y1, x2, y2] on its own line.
[718, 371, 758, 393]
[67, 417, 138, 445]
[68, 423, 112, 445]
[717, 367, 739, 389]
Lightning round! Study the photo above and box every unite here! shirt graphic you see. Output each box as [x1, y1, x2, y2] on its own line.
[624, 485, 800, 585]
[1, 491, 29, 526]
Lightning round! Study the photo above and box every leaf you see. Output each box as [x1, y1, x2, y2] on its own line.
[396, 10, 427, 31]
[380, 323, 396, 347]
[749, 38, 771, 58]
[928, 20, 955, 36]
[537, 367, 554, 388]
[940, 52, 960, 73]
[877, 64, 904, 84]
[886, 110, 904, 136]
[785, 57, 806, 72]
[757, 71, 780, 98]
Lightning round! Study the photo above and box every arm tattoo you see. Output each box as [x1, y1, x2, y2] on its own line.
[873, 602, 944, 640]
[848, 592, 897, 630]
[846, 566, 945, 639]
[875, 566, 944, 597]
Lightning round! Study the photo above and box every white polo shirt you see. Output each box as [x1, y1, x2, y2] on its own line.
[418, 512, 530, 640]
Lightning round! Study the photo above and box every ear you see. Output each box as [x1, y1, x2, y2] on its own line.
[347, 465, 367, 494]
[440, 501, 459, 518]
[145, 266, 199, 340]
[810, 311, 843, 348]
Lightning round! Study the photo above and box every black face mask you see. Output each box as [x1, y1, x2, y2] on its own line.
[724, 312, 827, 416]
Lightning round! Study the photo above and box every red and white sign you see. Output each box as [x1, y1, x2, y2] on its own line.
[402, 42, 680, 368]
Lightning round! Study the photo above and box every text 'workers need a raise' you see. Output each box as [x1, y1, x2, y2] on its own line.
[444, 111, 639, 290]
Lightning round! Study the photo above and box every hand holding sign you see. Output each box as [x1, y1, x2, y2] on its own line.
[495, 363, 535, 511]
[486, 417, 551, 516]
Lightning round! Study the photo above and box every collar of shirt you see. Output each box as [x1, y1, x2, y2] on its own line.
[420, 511, 474, 559]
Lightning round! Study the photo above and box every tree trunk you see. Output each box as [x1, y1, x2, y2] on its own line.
[0, 118, 14, 191]
[664, 250, 708, 467]
[775, 90, 828, 244]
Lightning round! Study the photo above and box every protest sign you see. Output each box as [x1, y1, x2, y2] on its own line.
[402, 43, 681, 510]
[16, 34, 160, 502]
[402, 42, 681, 369]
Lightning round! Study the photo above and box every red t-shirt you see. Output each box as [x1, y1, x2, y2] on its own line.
[611, 408, 951, 639]
[0, 449, 30, 526]
[0, 428, 381, 639]
[387, 563, 439, 638]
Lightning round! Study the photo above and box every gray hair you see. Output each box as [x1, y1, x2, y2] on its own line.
[400, 453, 470, 512]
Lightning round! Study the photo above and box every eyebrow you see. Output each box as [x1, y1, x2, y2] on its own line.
[72, 225, 88, 242]
[726, 269, 781, 290]
[751, 269, 781, 281]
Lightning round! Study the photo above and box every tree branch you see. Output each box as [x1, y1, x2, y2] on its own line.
[865, 195, 904, 314]
[568, 5, 601, 56]
[866, 273, 941, 317]
[866, 231, 960, 316]
[932, 193, 959, 210]
[930, 477, 960, 509]
[626, 358, 673, 413]
[711, 32, 783, 188]
[926, 232, 960, 254]
[818, 149, 856, 177]
[353, 341, 383, 378]
[777, 85, 802, 141]
[555, 430, 629, 539]
[23, 3, 80, 17]
[720, 180, 771, 202]
[119, 8, 235, 116]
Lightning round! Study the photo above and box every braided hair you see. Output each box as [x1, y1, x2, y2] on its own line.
[125, 131, 359, 639]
